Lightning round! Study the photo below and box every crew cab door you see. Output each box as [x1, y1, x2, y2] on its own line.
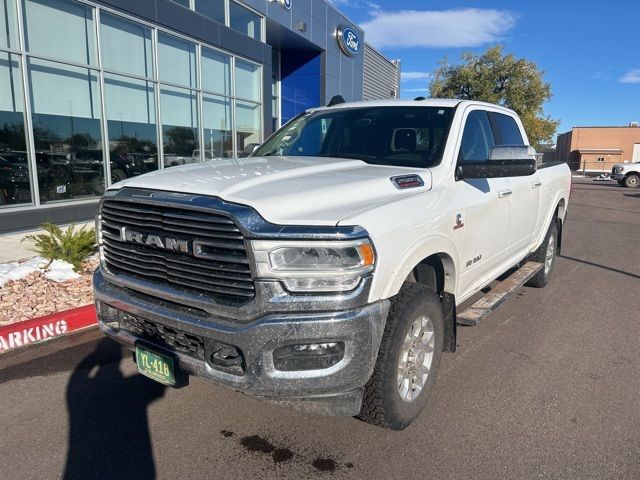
[455, 109, 511, 297]
[491, 112, 541, 257]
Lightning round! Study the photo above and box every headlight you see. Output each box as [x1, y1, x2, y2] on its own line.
[250, 239, 375, 293]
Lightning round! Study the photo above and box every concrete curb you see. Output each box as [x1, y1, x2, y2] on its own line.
[0, 305, 97, 354]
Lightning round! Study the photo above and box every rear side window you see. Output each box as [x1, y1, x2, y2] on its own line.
[459, 110, 495, 162]
[492, 113, 525, 145]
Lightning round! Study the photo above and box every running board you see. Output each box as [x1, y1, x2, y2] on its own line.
[457, 262, 544, 326]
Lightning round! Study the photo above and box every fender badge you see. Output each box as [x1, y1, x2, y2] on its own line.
[391, 174, 424, 190]
[453, 213, 464, 230]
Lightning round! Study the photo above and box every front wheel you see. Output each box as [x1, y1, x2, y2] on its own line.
[624, 174, 640, 188]
[358, 284, 444, 430]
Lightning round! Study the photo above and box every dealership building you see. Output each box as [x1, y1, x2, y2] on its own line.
[0, 0, 400, 232]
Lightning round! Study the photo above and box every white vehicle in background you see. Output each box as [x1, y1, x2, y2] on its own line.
[611, 163, 640, 187]
[95, 99, 571, 430]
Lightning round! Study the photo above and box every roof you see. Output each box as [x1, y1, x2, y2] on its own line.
[316, 98, 517, 115]
[577, 148, 623, 153]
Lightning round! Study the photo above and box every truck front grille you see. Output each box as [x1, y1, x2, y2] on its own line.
[100, 198, 255, 305]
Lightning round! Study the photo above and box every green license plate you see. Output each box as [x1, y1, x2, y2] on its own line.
[135, 344, 176, 386]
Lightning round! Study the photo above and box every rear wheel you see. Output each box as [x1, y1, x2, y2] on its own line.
[358, 284, 444, 430]
[624, 174, 640, 188]
[525, 221, 558, 288]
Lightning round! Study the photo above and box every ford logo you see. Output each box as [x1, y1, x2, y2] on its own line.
[278, 0, 292, 9]
[337, 26, 361, 57]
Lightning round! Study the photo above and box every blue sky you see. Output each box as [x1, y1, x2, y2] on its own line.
[330, 0, 640, 137]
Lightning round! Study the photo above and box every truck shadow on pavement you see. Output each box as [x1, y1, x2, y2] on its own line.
[63, 339, 166, 480]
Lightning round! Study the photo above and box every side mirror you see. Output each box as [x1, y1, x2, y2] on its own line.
[457, 145, 537, 180]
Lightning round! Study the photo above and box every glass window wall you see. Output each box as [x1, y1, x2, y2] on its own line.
[236, 100, 260, 157]
[28, 58, 104, 202]
[22, 0, 97, 66]
[104, 74, 158, 182]
[229, 1, 261, 41]
[0, 52, 31, 207]
[235, 59, 260, 102]
[203, 94, 232, 160]
[0, 0, 263, 209]
[202, 47, 231, 96]
[158, 33, 197, 89]
[1, 0, 19, 50]
[195, 0, 225, 24]
[161, 86, 199, 167]
[100, 13, 153, 78]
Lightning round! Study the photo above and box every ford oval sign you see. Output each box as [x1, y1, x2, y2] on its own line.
[337, 26, 361, 57]
[278, 0, 292, 9]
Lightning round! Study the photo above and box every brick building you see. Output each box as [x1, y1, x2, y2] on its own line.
[556, 125, 640, 173]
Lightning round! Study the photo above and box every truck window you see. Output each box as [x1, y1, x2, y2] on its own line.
[459, 110, 495, 162]
[492, 113, 525, 145]
[254, 106, 454, 169]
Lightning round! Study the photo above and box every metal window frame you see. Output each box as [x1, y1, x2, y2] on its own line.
[14, 0, 39, 208]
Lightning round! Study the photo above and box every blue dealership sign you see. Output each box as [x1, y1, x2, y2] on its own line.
[278, 0, 292, 9]
[337, 26, 361, 57]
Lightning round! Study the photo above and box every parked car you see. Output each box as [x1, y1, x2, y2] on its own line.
[94, 99, 571, 430]
[611, 163, 640, 187]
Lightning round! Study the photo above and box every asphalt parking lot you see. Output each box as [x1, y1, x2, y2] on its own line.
[1, 178, 639, 480]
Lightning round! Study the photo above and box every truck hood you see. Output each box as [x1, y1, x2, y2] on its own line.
[109, 156, 431, 225]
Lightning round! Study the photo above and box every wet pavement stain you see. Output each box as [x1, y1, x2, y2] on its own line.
[238, 434, 295, 465]
[221, 430, 350, 473]
[312, 457, 338, 472]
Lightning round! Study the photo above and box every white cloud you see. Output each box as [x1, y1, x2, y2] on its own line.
[402, 71, 431, 82]
[404, 88, 429, 93]
[361, 8, 518, 49]
[620, 69, 640, 84]
[329, 0, 380, 10]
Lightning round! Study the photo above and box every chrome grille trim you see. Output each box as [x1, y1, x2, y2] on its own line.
[101, 197, 255, 304]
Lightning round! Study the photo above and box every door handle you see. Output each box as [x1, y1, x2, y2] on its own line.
[498, 189, 513, 198]
[532, 181, 542, 188]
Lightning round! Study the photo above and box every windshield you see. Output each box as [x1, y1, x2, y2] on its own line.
[253, 106, 455, 168]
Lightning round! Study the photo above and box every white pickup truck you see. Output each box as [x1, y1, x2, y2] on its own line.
[94, 99, 571, 430]
[611, 163, 640, 188]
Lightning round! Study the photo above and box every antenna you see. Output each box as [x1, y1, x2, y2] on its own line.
[328, 95, 346, 107]
[414, 96, 426, 101]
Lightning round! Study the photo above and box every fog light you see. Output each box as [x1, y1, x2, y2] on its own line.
[273, 342, 345, 371]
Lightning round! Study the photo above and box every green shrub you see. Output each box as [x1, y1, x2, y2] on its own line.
[22, 223, 96, 272]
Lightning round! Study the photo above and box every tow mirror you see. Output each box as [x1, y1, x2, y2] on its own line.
[456, 145, 537, 180]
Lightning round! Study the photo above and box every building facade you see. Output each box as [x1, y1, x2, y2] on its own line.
[0, 0, 398, 232]
[363, 43, 400, 101]
[556, 125, 640, 173]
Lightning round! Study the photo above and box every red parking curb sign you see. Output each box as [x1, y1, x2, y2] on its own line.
[0, 305, 97, 352]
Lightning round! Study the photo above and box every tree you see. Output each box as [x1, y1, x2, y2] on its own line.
[429, 46, 559, 148]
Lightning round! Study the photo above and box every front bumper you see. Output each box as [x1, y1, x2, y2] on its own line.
[94, 269, 390, 416]
[611, 173, 624, 180]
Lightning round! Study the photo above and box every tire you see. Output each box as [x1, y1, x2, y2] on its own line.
[525, 221, 558, 288]
[624, 174, 640, 188]
[358, 284, 444, 430]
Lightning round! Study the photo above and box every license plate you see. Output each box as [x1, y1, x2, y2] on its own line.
[135, 344, 176, 386]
